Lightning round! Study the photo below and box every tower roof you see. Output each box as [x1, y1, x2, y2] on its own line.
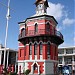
[35, 0, 49, 7]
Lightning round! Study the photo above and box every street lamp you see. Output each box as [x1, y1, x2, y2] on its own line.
[3, 0, 11, 68]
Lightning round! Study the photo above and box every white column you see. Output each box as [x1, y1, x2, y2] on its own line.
[15, 52, 17, 72]
[15, 63, 16, 72]
[64, 49, 66, 55]
[7, 50, 9, 67]
[62, 56, 65, 66]
[38, 65, 40, 74]
[72, 56, 74, 64]
[72, 56, 74, 70]
[31, 65, 33, 74]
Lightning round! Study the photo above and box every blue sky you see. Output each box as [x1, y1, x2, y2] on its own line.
[0, 0, 75, 49]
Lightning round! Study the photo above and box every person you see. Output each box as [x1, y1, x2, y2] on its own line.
[63, 66, 70, 75]
[65, 69, 70, 75]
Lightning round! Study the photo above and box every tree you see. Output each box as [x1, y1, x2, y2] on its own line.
[24, 69, 31, 75]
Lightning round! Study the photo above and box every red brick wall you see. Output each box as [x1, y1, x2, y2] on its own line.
[25, 45, 29, 60]
[18, 17, 58, 61]
[18, 47, 25, 60]
[43, 44, 47, 59]
[32, 45, 35, 60]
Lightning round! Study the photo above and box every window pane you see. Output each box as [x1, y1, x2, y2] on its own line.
[35, 23, 38, 32]
[58, 57, 62, 64]
[29, 43, 32, 55]
[40, 42, 43, 54]
[34, 43, 37, 55]
[58, 49, 64, 54]
[64, 56, 72, 64]
[66, 49, 73, 54]
[47, 42, 50, 55]
[21, 28, 25, 37]
[46, 23, 50, 31]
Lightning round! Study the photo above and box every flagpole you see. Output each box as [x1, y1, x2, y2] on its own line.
[3, 0, 10, 68]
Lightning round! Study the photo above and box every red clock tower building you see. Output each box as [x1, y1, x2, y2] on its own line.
[18, 0, 64, 75]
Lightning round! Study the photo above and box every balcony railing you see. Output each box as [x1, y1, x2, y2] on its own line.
[19, 29, 63, 40]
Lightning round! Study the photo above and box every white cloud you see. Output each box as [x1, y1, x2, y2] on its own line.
[47, 2, 65, 20]
[56, 26, 63, 31]
[63, 18, 75, 26]
[47, 2, 75, 26]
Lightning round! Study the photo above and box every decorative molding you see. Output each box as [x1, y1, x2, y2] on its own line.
[27, 22, 45, 26]
[17, 60, 58, 63]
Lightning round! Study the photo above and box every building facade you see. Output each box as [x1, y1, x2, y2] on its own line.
[18, 0, 64, 75]
[0, 44, 17, 68]
[58, 46, 75, 74]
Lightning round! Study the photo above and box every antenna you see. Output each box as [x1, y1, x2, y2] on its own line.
[3, 0, 11, 68]
[0, 1, 14, 12]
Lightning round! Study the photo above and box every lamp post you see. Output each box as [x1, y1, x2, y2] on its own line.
[3, 0, 11, 68]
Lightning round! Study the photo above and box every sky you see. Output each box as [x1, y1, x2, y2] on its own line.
[0, 0, 75, 50]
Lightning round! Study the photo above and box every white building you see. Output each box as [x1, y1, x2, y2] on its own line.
[58, 46, 75, 74]
[0, 44, 18, 68]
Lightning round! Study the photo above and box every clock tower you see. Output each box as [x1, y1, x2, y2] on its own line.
[18, 0, 64, 75]
[35, 0, 49, 15]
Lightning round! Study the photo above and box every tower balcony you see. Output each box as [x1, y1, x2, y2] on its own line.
[18, 29, 64, 44]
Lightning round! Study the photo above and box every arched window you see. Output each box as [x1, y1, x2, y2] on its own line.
[29, 43, 32, 55]
[34, 43, 37, 55]
[46, 22, 50, 32]
[47, 42, 50, 55]
[39, 42, 43, 55]
[35, 23, 38, 33]
[21, 28, 25, 37]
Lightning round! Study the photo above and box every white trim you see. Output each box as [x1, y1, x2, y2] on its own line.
[19, 46, 25, 47]
[29, 42, 33, 45]
[19, 23, 25, 26]
[17, 60, 58, 63]
[0, 48, 9, 51]
[27, 22, 55, 27]
[34, 41, 38, 44]
[31, 62, 40, 74]
[39, 41, 43, 44]
[47, 41, 51, 44]
[27, 22, 45, 26]
[34, 22, 38, 25]
[26, 44, 29, 46]
[24, 41, 53, 46]
[19, 27, 25, 30]
[46, 21, 50, 24]
[35, 55, 37, 60]
[50, 22, 55, 27]
[58, 46, 75, 49]
[40, 55, 43, 60]
[30, 55, 32, 60]
[18, 42, 20, 43]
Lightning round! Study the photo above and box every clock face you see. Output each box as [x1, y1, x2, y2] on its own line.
[38, 4, 43, 9]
